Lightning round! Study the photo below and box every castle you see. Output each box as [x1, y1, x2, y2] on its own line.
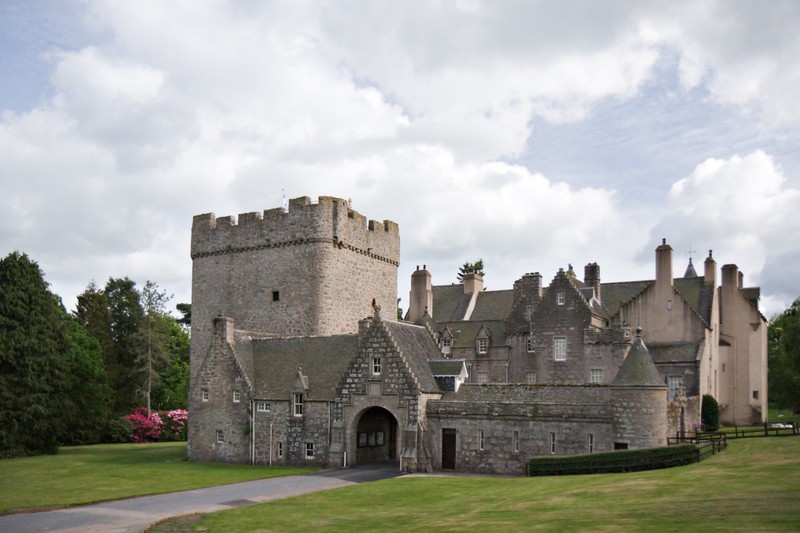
[188, 196, 767, 474]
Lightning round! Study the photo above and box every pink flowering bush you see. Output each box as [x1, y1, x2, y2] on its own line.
[162, 409, 189, 441]
[125, 408, 164, 443]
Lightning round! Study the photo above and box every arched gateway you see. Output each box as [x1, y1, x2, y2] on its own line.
[354, 406, 398, 464]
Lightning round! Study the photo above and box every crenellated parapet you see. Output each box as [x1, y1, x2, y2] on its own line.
[191, 195, 400, 266]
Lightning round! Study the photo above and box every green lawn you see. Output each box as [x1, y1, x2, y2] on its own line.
[191, 437, 800, 532]
[0, 442, 316, 513]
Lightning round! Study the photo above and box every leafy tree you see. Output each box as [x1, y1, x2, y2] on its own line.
[150, 315, 190, 410]
[0, 252, 70, 456]
[457, 259, 485, 282]
[768, 298, 800, 411]
[176, 302, 192, 328]
[701, 394, 720, 431]
[139, 281, 173, 414]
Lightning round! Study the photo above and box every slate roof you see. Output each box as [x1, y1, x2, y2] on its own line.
[647, 341, 703, 364]
[612, 332, 666, 387]
[431, 285, 471, 321]
[684, 258, 698, 277]
[438, 319, 507, 348]
[252, 335, 357, 400]
[429, 359, 466, 375]
[601, 277, 713, 326]
[601, 280, 653, 318]
[469, 289, 514, 321]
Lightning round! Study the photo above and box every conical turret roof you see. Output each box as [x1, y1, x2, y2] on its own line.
[612, 328, 666, 387]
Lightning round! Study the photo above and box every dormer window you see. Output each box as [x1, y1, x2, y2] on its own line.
[293, 393, 304, 416]
[557, 291, 565, 305]
[477, 338, 489, 354]
[441, 338, 452, 355]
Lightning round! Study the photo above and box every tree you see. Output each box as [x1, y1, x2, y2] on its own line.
[457, 259, 485, 282]
[150, 314, 190, 410]
[0, 252, 70, 456]
[768, 298, 800, 411]
[139, 281, 173, 415]
[175, 302, 192, 328]
[104, 277, 145, 416]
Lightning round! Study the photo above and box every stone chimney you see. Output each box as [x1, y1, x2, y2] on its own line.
[704, 250, 716, 286]
[408, 265, 433, 322]
[584, 263, 601, 300]
[655, 239, 673, 288]
[722, 264, 739, 290]
[463, 273, 484, 295]
[213, 316, 235, 345]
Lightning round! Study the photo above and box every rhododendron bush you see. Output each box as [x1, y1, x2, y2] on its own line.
[124, 408, 188, 443]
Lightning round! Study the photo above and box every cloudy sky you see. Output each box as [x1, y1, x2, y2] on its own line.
[2, 0, 799, 319]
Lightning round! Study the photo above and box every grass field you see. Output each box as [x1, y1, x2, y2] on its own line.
[189, 437, 800, 532]
[0, 442, 316, 514]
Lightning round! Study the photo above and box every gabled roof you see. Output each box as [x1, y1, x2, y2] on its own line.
[437, 319, 507, 348]
[469, 290, 514, 321]
[601, 280, 653, 318]
[431, 285, 471, 322]
[252, 335, 357, 400]
[429, 359, 466, 376]
[673, 277, 714, 325]
[383, 320, 444, 393]
[612, 331, 666, 387]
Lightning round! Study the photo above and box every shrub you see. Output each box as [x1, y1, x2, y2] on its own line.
[702, 394, 720, 431]
[125, 408, 164, 443]
[104, 417, 134, 443]
[161, 409, 188, 441]
[528, 445, 700, 476]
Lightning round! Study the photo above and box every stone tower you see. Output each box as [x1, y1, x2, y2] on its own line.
[190, 195, 400, 379]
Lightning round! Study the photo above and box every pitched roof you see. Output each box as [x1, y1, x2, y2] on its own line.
[601, 280, 653, 318]
[252, 335, 357, 400]
[383, 320, 443, 393]
[673, 277, 714, 325]
[647, 341, 703, 364]
[612, 331, 666, 387]
[431, 284, 471, 322]
[429, 360, 466, 375]
[469, 289, 514, 321]
[437, 319, 507, 348]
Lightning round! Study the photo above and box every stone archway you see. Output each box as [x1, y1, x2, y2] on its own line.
[354, 406, 398, 464]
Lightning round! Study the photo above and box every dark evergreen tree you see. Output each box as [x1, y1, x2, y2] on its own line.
[0, 252, 70, 456]
[150, 314, 190, 410]
[457, 259, 485, 282]
[104, 277, 145, 416]
[175, 302, 191, 328]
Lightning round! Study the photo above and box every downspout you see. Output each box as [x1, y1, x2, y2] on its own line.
[250, 400, 255, 465]
[269, 422, 273, 467]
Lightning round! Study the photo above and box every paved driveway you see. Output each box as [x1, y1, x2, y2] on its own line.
[0, 464, 403, 533]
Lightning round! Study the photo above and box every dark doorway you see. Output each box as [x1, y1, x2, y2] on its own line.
[442, 428, 456, 469]
[355, 407, 398, 464]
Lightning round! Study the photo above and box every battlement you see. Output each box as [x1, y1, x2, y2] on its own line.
[191, 196, 399, 264]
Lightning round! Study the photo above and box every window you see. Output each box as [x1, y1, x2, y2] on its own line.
[588, 433, 594, 453]
[442, 338, 452, 355]
[256, 401, 270, 412]
[554, 337, 567, 361]
[753, 390, 759, 400]
[305, 442, 315, 458]
[201, 389, 209, 402]
[232, 390, 241, 403]
[477, 371, 489, 384]
[479, 430, 485, 451]
[667, 376, 683, 400]
[272, 290, 280, 302]
[614, 442, 628, 450]
[549, 432, 556, 454]
[557, 291, 565, 305]
[277, 441, 283, 458]
[372, 357, 381, 375]
[466, 363, 473, 381]
[477, 338, 489, 354]
[590, 369, 603, 384]
[216, 430, 224, 444]
[526, 305, 534, 320]
[512, 430, 520, 453]
[524, 372, 537, 384]
[293, 393, 303, 416]
[526, 336, 534, 353]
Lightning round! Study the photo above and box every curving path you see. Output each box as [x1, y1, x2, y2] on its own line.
[0, 464, 403, 533]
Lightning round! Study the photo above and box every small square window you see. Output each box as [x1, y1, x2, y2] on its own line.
[216, 430, 224, 444]
[233, 390, 241, 403]
[306, 442, 315, 458]
[201, 389, 209, 402]
[753, 390, 759, 400]
[477, 338, 489, 354]
[524, 372, 537, 384]
[477, 371, 489, 384]
[257, 401, 270, 412]
[590, 369, 603, 384]
[272, 291, 280, 302]
[372, 357, 381, 375]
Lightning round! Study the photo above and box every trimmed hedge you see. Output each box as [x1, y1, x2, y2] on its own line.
[527, 444, 699, 476]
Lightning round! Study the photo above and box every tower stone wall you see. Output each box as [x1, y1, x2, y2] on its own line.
[190, 196, 399, 381]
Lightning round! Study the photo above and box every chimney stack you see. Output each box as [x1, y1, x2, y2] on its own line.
[408, 265, 433, 322]
[655, 238, 673, 288]
[584, 263, 601, 300]
[704, 250, 716, 286]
